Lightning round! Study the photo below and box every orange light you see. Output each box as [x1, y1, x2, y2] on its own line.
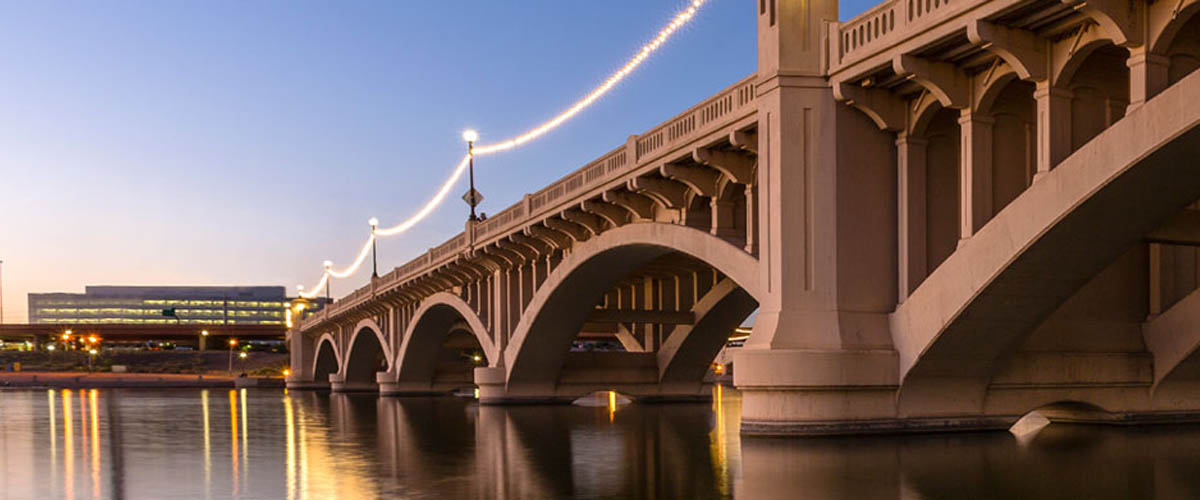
[62, 333, 71, 341]
[229, 339, 237, 347]
[87, 336, 98, 344]
[282, 369, 290, 377]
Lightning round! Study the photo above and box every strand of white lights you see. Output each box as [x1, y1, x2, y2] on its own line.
[298, 0, 709, 300]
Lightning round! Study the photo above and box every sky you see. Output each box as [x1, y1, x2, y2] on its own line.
[0, 0, 878, 323]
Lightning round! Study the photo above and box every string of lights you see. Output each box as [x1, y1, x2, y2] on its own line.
[298, 0, 709, 300]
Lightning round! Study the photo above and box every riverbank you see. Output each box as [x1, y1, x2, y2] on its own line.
[0, 350, 288, 375]
[0, 372, 285, 389]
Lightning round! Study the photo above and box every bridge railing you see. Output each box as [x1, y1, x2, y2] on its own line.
[830, 0, 977, 71]
[299, 74, 758, 331]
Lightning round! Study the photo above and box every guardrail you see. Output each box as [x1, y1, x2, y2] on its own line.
[830, 0, 970, 70]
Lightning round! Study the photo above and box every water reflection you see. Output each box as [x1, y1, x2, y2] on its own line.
[5, 387, 1200, 498]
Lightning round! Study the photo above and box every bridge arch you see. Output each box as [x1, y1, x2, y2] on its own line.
[502, 223, 760, 390]
[891, 69, 1200, 413]
[312, 333, 340, 385]
[341, 319, 392, 388]
[391, 291, 495, 392]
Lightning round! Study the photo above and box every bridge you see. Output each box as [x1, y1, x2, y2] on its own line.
[289, 0, 1200, 434]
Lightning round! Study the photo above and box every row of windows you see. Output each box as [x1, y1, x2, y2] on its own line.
[31, 298, 288, 309]
[33, 308, 283, 318]
[34, 318, 283, 326]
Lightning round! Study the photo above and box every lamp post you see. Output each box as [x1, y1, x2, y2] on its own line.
[88, 349, 97, 373]
[200, 329, 209, 351]
[238, 351, 248, 376]
[369, 218, 379, 279]
[323, 261, 333, 303]
[463, 129, 479, 221]
[228, 339, 238, 375]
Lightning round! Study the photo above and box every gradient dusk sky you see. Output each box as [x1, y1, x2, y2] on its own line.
[0, 0, 877, 322]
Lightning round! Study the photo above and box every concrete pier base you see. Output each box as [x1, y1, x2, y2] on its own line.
[328, 374, 377, 393]
[474, 366, 713, 405]
[284, 375, 329, 390]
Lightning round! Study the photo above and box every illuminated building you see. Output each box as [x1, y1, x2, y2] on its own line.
[28, 286, 322, 326]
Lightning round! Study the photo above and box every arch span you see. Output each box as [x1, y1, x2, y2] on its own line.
[312, 333, 340, 385]
[891, 67, 1200, 412]
[657, 278, 758, 383]
[390, 291, 495, 393]
[340, 320, 391, 390]
[502, 223, 760, 388]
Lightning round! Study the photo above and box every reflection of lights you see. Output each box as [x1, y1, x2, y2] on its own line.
[229, 390, 239, 495]
[202, 390, 212, 498]
[284, 395, 297, 500]
[63, 390, 74, 500]
[48, 390, 57, 469]
[89, 389, 100, 499]
[298, 0, 710, 297]
[608, 390, 617, 422]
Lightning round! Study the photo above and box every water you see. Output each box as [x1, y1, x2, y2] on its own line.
[2, 387, 1200, 499]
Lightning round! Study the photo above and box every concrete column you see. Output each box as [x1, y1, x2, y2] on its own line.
[710, 198, 737, 238]
[1034, 83, 1072, 178]
[1126, 48, 1170, 113]
[744, 184, 758, 254]
[735, 0, 905, 435]
[897, 133, 928, 299]
[958, 112, 994, 239]
[286, 332, 317, 389]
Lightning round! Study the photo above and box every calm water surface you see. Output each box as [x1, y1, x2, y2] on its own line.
[3, 387, 1200, 499]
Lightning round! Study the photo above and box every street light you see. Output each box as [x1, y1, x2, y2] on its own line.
[463, 129, 480, 222]
[323, 261, 333, 302]
[228, 339, 238, 374]
[88, 349, 98, 372]
[369, 217, 379, 278]
[238, 351, 248, 376]
[201, 330, 209, 336]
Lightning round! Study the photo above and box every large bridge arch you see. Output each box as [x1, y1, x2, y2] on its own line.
[501, 223, 760, 392]
[312, 333, 341, 386]
[386, 292, 495, 394]
[338, 319, 392, 391]
[891, 68, 1200, 414]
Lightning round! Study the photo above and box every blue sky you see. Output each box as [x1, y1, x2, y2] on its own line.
[0, 0, 878, 322]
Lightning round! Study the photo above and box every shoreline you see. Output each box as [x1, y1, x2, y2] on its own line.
[0, 372, 284, 389]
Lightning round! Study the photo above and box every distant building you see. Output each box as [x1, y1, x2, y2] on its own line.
[28, 286, 322, 326]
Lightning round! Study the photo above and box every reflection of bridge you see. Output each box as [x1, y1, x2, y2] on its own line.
[290, 0, 1200, 434]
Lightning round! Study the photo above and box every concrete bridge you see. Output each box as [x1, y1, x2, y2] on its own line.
[289, 0, 1200, 434]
